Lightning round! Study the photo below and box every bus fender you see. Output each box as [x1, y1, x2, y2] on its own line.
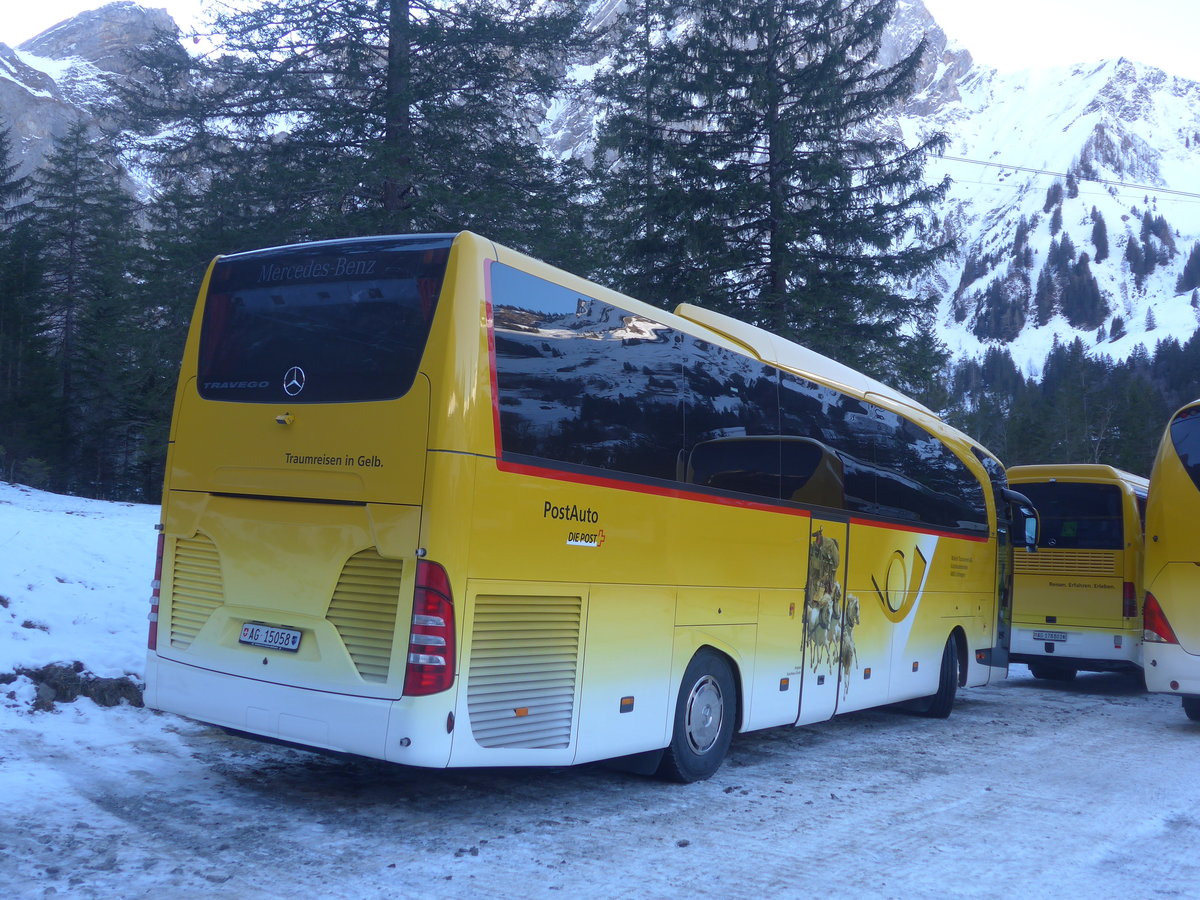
[670, 630, 746, 732]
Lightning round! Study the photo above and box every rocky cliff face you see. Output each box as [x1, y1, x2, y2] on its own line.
[0, 1, 176, 175]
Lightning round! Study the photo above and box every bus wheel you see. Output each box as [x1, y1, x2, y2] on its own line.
[1183, 697, 1200, 722]
[657, 650, 735, 783]
[913, 635, 959, 719]
[1028, 662, 1077, 682]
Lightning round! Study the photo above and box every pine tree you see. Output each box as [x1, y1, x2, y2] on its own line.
[1043, 181, 1064, 213]
[0, 122, 57, 486]
[1091, 208, 1109, 262]
[1033, 265, 1056, 325]
[593, 0, 952, 376]
[28, 121, 142, 496]
[1049, 204, 1062, 235]
[0, 121, 31, 221]
[1060, 254, 1106, 331]
[1177, 242, 1200, 293]
[971, 279, 1026, 342]
[1126, 235, 1147, 288]
[590, 0, 716, 306]
[1012, 215, 1030, 259]
[125, 0, 590, 262]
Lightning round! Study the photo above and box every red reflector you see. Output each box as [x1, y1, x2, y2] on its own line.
[1123, 582, 1138, 619]
[148, 533, 165, 651]
[1144, 592, 1179, 645]
[404, 561, 456, 696]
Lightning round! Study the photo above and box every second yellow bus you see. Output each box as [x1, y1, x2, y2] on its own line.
[1006, 464, 1148, 681]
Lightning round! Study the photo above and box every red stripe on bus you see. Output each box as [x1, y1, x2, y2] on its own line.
[495, 458, 812, 518]
[847, 517, 988, 543]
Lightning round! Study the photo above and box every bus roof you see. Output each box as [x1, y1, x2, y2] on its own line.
[673, 303, 936, 420]
[1006, 463, 1149, 492]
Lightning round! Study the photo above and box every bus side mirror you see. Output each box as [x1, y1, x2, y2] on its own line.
[1002, 488, 1040, 553]
[1022, 513, 1039, 552]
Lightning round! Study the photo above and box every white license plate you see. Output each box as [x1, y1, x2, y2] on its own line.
[239, 623, 302, 652]
[1033, 630, 1068, 642]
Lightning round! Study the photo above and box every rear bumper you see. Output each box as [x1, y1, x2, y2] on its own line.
[1010, 624, 1140, 669]
[1144, 642, 1200, 696]
[145, 653, 454, 767]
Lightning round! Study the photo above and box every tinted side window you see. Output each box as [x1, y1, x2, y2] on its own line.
[779, 372, 876, 514]
[876, 416, 988, 533]
[491, 263, 682, 482]
[1171, 405, 1200, 493]
[780, 372, 986, 532]
[680, 336, 781, 500]
[490, 263, 986, 531]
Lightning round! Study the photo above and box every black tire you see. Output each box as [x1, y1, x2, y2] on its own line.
[913, 635, 959, 719]
[1183, 697, 1200, 722]
[1028, 662, 1077, 682]
[656, 650, 736, 783]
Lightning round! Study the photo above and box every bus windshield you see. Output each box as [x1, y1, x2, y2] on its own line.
[198, 236, 453, 403]
[1171, 406, 1200, 492]
[1018, 481, 1124, 550]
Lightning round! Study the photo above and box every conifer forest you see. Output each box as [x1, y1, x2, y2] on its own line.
[1, 0, 1198, 502]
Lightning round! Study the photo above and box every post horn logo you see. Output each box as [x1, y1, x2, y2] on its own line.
[283, 366, 306, 397]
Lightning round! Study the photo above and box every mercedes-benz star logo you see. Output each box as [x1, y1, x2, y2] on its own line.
[283, 366, 306, 396]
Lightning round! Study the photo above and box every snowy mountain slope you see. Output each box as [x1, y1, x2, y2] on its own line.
[903, 56, 1200, 374]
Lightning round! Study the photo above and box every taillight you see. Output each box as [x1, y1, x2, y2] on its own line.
[1144, 592, 1179, 644]
[1123, 582, 1138, 619]
[148, 532, 164, 651]
[403, 560, 456, 696]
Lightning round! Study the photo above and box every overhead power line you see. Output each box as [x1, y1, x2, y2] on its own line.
[933, 154, 1200, 201]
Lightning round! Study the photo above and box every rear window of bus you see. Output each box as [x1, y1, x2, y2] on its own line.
[1018, 481, 1124, 550]
[198, 236, 453, 403]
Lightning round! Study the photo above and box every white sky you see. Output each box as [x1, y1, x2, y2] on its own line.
[920, 0, 1200, 82]
[2, 0, 1200, 83]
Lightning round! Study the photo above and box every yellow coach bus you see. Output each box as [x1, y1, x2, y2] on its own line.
[1006, 464, 1148, 681]
[144, 232, 1035, 781]
[1143, 399, 1200, 720]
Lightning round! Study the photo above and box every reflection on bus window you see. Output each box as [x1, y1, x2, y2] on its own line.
[492, 261, 986, 535]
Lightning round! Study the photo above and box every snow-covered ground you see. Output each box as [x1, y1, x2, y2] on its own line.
[2, 480, 1200, 899]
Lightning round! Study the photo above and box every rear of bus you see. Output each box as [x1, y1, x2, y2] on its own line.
[1143, 400, 1200, 719]
[1006, 465, 1147, 680]
[143, 233, 476, 767]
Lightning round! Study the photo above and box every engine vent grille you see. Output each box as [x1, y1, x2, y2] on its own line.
[169, 534, 224, 649]
[326, 550, 404, 683]
[1014, 550, 1118, 576]
[467, 595, 582, 750]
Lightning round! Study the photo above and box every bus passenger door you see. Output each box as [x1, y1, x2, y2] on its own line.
[797, 517, 850, 726]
